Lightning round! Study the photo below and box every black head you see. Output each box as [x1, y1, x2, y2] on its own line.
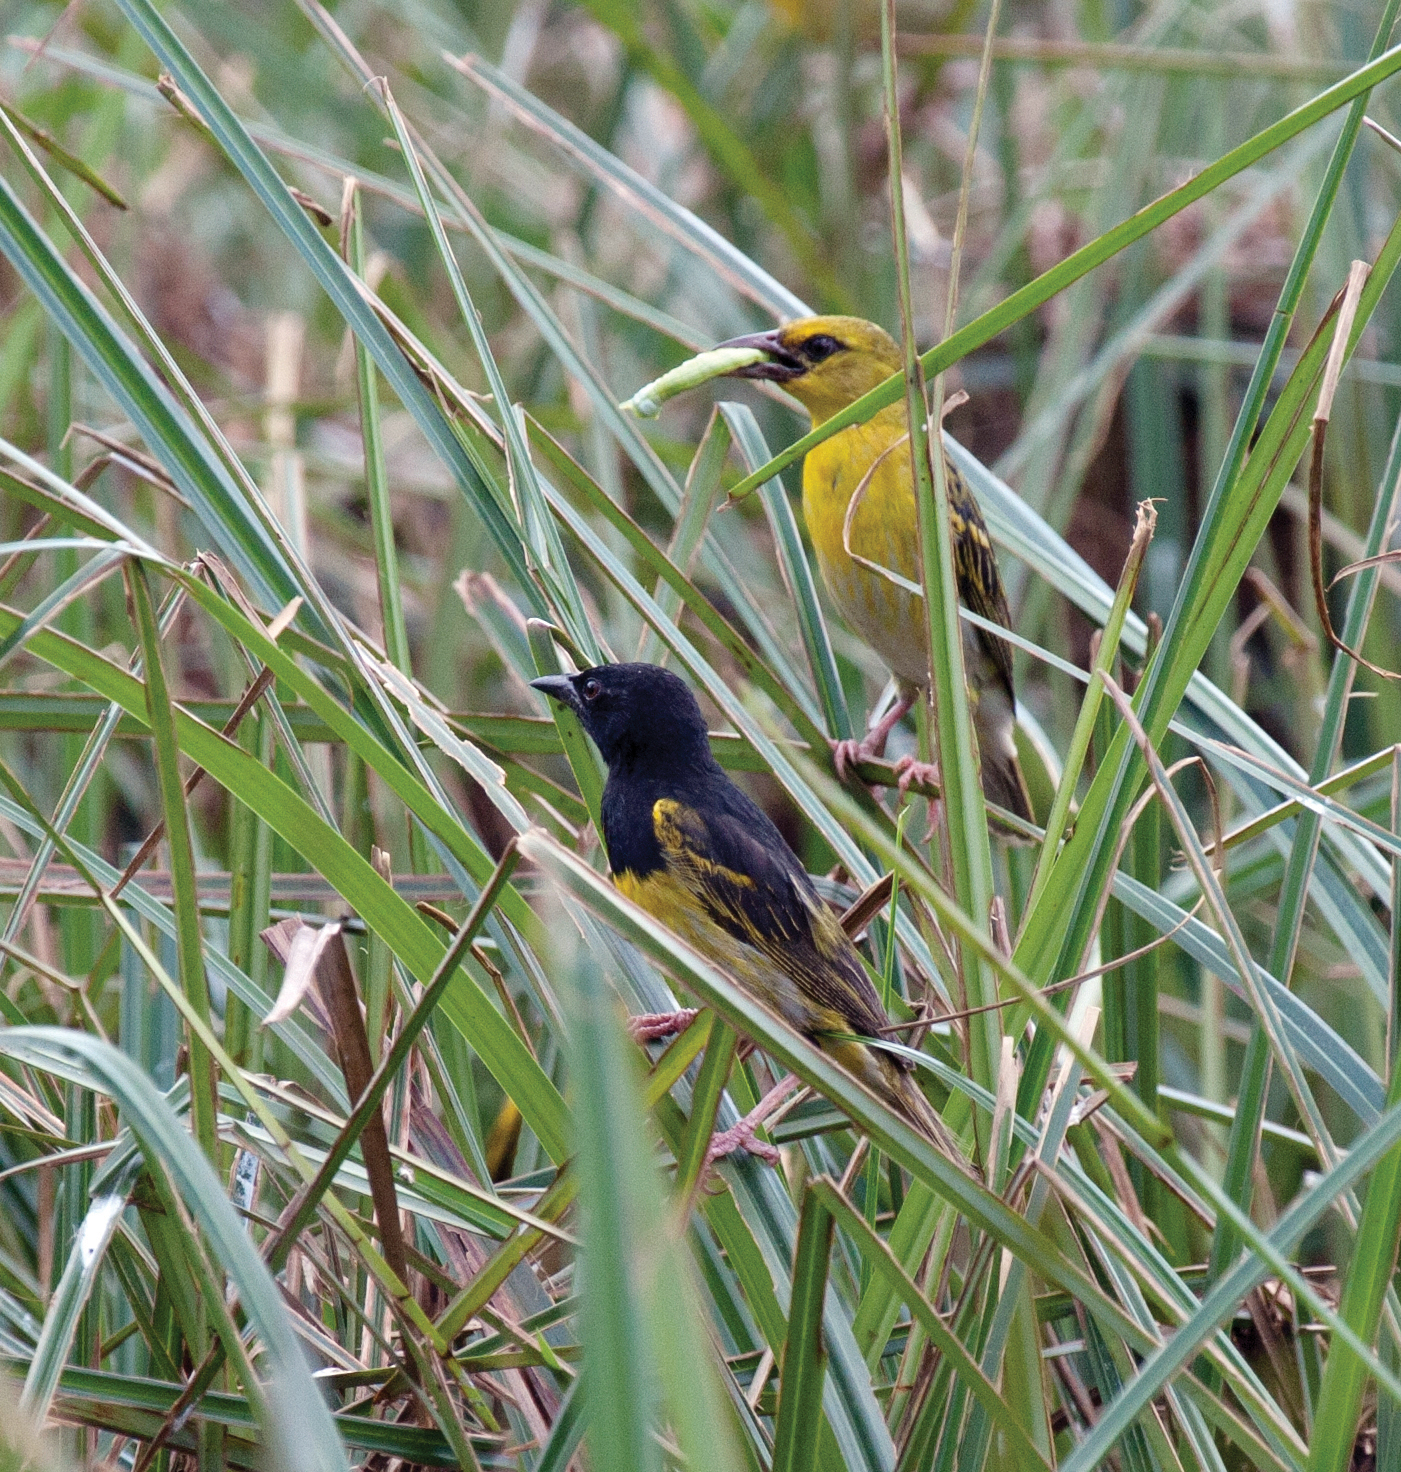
[530, 662, 713, 773]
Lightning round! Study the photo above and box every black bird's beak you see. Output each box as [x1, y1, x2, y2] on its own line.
[530, 674, 578, 711]
[714, 329, 805, 384]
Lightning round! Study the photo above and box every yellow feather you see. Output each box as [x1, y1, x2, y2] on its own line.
[803, 407, 929, 688]
[653, 798, 755, 888]
[762, 314, 1035, 825]
[613, 865, 816, 1034]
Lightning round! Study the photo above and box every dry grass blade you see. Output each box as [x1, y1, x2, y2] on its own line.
[1307, 260, 1398, 680]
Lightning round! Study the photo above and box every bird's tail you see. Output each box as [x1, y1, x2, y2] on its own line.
[824, 1035, 968, 1168]
[871, 1051, 967, 1168]
[980, 743, 1034, 828]
[973, 684, 1035, 833]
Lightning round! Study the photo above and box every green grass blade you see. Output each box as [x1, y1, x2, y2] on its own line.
[771, 1186, 835, 1472]
[377, 83, 600, 663]
[342, 185, 410, 676]
[1213, 405, 1401, 1278]
[1026, 502, 1153, 911]
[127, 563, 218, 1161]
[112, 0, 543, 611]
[447, 53, 812, 321]
[562, 929, 663, 1472]
[0, 173, 298, 617]
[813, 1180, 1052, 1470]
[18, 1168, 133, 1422]
[567, 0, 847, 306]
[1303, 1058, 1401, 1469]
[672, 1013, 732, 1201]
[1115, 869, 1381, 1126]
[0, 1028, 351, 1471]
[638, 409, 730, 666]
[721, 402, 852, 741]
[882, 0, 1000, 1122]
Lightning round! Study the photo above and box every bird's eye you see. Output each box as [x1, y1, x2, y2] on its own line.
[802, 334, 841, 362]
[581, 677, 602, 702]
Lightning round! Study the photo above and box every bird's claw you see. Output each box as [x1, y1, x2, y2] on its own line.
[832, 736, 874, 784]
[702, 1074, 801, 1170]
[892, 754, 940, 797]
[628, 1008, 700, 1043]
[892, 756, 943, 841]
[704, 1115, 782, 1168]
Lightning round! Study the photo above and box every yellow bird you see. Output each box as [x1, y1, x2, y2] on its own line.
[717, 315, 1034, 826]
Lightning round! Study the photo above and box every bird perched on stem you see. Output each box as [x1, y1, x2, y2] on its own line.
[716, 315, 1034, 827]
[532, 662, 961, 1165]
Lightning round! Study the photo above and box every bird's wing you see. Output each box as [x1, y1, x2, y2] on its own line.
[947, 459, 1016, 701]
[651, 797, 893, 1042]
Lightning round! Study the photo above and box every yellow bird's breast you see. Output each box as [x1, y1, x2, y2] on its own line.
[802, 418, 929, 687]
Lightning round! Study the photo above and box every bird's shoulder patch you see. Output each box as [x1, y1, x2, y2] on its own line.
[652, 797, 756, 890]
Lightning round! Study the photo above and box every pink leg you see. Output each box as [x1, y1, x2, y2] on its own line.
[892, 752, 940, 796]
[832, 690, 917, 782]
[891, 753, 944, 841]
[704, 1073, 803, 1168]
[628, 1008, 700, 1043]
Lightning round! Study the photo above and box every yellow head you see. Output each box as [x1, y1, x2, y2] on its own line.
[716, 315, 902, 425]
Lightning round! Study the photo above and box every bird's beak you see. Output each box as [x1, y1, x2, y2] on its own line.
[714, 329, 805, 383]
[530, 674, 579, 711]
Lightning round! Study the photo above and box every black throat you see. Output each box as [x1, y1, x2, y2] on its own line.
[598, 740, 718, 880]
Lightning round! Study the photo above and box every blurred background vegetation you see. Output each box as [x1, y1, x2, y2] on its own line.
[2, 0, 1401, 1467]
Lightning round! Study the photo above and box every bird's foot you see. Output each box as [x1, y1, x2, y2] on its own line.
[628, 1008, 700, 1043]
[833, 691, 918, 785]
[704, 1116, 781, 1167]
[892, 754, 940, 797]
[832, 735, 881, 784]
[704, 1074, 802, 1169]
[892, 756, 943, 841]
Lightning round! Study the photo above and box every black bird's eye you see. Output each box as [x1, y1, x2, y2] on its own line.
[802, 334, 842, 363]
[581, 677, 602, 702]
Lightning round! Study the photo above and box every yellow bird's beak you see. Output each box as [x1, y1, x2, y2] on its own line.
[713, 329, 805, 383]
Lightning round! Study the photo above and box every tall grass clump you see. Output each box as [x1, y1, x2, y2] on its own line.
[1, 0, 1400, 1467]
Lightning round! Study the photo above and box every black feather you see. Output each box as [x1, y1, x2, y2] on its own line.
[538, 662, 900, 1053]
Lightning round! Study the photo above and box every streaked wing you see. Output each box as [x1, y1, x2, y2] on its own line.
[947, 458, 1015, 700]
[652, 797, 891, 1041]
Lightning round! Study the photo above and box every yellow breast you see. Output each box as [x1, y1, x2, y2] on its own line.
[802, 411, 929, 687]
[613, 866, 818, 1035]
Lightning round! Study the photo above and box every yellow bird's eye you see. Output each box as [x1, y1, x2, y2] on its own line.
[802, 334, 841, 362]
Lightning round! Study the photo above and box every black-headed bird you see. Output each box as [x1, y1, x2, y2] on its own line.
[716, 315, 1034, 826]
[531, 662, 960, 1163]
